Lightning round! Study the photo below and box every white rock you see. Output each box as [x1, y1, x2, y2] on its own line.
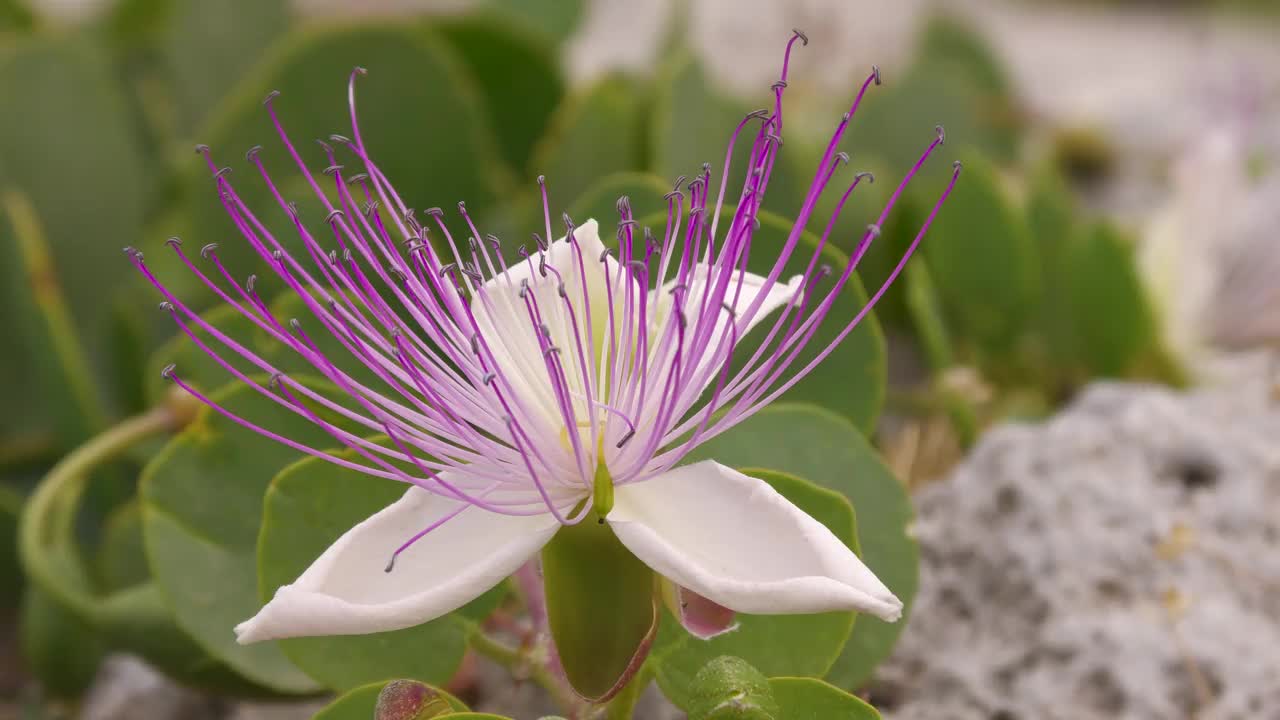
[877, 372, 1280, 719]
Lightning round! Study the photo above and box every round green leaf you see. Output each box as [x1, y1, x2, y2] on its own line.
[683, 404, 917, 689]
[313, 680, 467, 720]
[0, 484, 22, 605]
[530, 74, 648, 212]
[479, 0, 585, 45]
[649, 470, 858, 711]
[161, 24, 505, 305]
[631, 209, 887, 433]
[768, 676, 881, 720]
[0, 38, 147, 364]
[19, 584, 105, 699]
[923, 149, 1038, 357]
[140, 379, 344, 693]
[436, 13, 564, 173]
[1066, 222, 1157, 378]
[259, 445, 503, 691]
[688, 656, 779, 720]
[96, 500, 150, 594]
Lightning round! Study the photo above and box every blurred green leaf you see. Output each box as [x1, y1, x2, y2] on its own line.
[924, 149, 1038, 359]
[0, 187, 106, 447]
[1065, 222, 1155, 377]
[649, 470, 857, 711]
[479, 0, 585, 45]
[903, 260, 953, 373]
[95, 500, 150, 593]
[688, 656, 778, 720]
[769, 676, 881, 719]
[143, 302, 259, 405]
[632, 209, 886, 433]
[160, 24, 506, 306]
[163, 0, 291, 137]
[260, 444, 503, 691]
[0, 38, 148, 370]
[1026, 163, 1080, 390]
[436, 13, 564, 174]
[531, 74, 648, 212]
[568, 172, 669, 228]
[0, 0, 33, 32]
[0, 484, 23, 605]
[20, 584, 105, 698]
[684, 404, 917, 689]
[141, 379, 339, 693]
[313, 680, 468, 720]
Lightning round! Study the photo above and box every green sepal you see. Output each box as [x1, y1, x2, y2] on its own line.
[541, 513, 656, 702]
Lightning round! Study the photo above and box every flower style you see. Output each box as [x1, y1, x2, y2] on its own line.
[128, 30, 958, 697]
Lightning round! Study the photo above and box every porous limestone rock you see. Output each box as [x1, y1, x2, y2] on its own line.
[877, 374, 1280, 720]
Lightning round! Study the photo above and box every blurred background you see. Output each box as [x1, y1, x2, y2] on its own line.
[1, 0, 1278, 718]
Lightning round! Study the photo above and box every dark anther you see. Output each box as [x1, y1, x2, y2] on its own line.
[467, 235, 479, 251]
[263, 90, 281, 105]
[562, 212, 574, 232]
[286, 201, 299, 217]
[214, 166, 232, 179]
[389, 267, 408, 282]
[325, 209, 345, 224]
[772, 80, 788, 91]
[289, 318, 302, 332]
[194, 144, 210, 155]
[353, 66, 368, 75]
[363, 200, 380, 216]
[160, 363, 177, 380]
[327, 250, 338, 264]
[663, 190, 684, 202]
[792, 28, 808, 45]
[618, 219, 638, 228]
[122, 246, 138, 257]
[615, 428, 636, 449]
[539, 323, 551, 338]
[866, 223, 882, 238]
[531, 232, 546, 251]
[158, 301, 174, 312]
[482, 372, 496, 385]
[669, 283, 688, 295]
[272, 249, 285, 263]
[322, 164, 344, 176]
[627, 260, 647, 274]
[599, 248, 612, 262]
[537, 252, 548, 277]
[246, 274, 258, 293]
[953, 160, 963, 172]
[856, 171, 875, 184]
[164, 237, 182, 249]
[702, 161, 712, 175]
[406, 240, 424, 253]
[872, 64, 882, 85]
[675, 310, 687, 330]
[722, 302, 737, 319]
[269, 372, 286, 389]
[542, 346, 560, 358]
[672, 175, 688, 192]
[200, 242, 219, 259]
[327, 298, 338, 310]
[536, 174, 546, 186]
[425, 207, 444, 217]
[245, 145, 263, 162]
[557, 283, 567, 298]
[457, 201, 468, 214]
[817, 264, 833, 280]
[470, 334, 480, 354]
[329, 134, 352, 144]
[384, 555, 397, 573]
[342, 248, 353, 262]
[936, 125, 946, 145]
[462, 264, 483, 281]
[835, 151, 850, 165]
[746, 109, 770, 121]
[752, 217, 762, 230]
[486, 234, 502, 250]
[519, 279, 530, 299]
[689, 207, 703, 219]
[765, 132, 783, 146]
[438, 263, 457, 278]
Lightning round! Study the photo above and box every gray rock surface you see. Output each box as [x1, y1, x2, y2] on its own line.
[877, 374, 1280, 720]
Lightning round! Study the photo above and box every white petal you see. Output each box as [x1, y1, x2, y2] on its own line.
[607, 461, 902, 621]
[235, 486, 560, 643]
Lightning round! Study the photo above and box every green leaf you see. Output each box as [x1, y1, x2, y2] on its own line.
[923, 149, 1038, 358]
[1026, 163, 1079, 372]
[531, 74, 648, 213]
[0, 38, 148, 370]
[478, 0, 585, 45]
[260, 445, 503, 691]
[19, 584, 105, 698]
[1065, 222, 1155, 377]
[161, 24, 505, 305]
[683, 404, 917, 689]
[568, 172, 670, 229]
[542, 504, 657, 702]
[0, 484, 24, 606]
[768, 676, 880, 720]
[649, 470, 857, 710]
[687, 656, 779, 720]
[630, 208, 887, 433]
[143, 302, 260, 405]
[140, 379, 342, 694]
[163, 0, 291, 137]
[0, 187, 106, 447]
[436, 13, 564, 174]
[313, 680, 467, 720]
[95, 500, 150, 593]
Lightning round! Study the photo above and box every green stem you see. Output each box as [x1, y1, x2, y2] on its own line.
[467, 627, 584, 717]
[18, 407, 179, 621]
